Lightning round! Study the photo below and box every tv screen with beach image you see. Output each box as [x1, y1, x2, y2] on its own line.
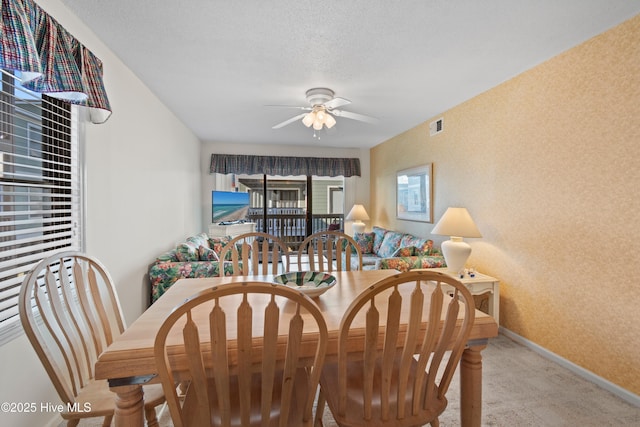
[212, 191, 250, 223]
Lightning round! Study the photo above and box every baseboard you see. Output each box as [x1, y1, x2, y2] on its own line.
[499, 327, 640, 408]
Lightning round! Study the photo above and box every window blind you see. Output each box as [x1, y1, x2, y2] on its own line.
[0, 69, 81, 344]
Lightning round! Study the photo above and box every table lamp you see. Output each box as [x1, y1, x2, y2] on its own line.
[431, 207, 482, 273]
[346, 204, 369, 234]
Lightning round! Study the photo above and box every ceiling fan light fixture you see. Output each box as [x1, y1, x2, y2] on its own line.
[271, 87, 375, 133]
[302, 112, 315, 127]
[325, 113, 336, 128]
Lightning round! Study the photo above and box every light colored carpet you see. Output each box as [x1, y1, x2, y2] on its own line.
[76, 333, 640, 426]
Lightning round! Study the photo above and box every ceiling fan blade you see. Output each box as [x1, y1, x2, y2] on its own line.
[324, 97, 351, 110]
[272, 113, 307, 129]
[332, 109, 378, 123]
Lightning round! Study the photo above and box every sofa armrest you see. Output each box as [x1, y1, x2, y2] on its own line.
[377, 255, 446, 272]
[149, 261, 237, 303]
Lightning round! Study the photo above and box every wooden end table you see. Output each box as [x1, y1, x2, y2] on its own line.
[432, 268, 500, 324]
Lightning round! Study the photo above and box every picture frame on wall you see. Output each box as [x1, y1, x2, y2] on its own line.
[396, 164, 433, 223]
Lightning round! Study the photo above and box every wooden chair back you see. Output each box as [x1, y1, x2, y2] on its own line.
[218, 232, 291, 276]
[297, 230, 363, 272]
[18, 251, 165, 425]
[154, 281, 329, 427]
[318, 270, 475, 427]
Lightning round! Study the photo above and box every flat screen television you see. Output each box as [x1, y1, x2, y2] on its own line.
[211, 190, 250, 223]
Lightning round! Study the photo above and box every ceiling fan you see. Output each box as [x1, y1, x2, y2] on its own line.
[271, 88, 377, 132]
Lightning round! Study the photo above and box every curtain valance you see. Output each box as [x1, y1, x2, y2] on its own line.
[0, 0, 111, 123]
[210, 154, 361, 177]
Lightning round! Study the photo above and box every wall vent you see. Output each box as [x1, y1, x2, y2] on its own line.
[429, 118, 443, 136]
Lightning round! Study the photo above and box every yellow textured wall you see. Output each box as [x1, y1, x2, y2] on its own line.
[371, 15, 640, 395]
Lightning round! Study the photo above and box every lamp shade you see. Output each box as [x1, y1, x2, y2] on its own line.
[346, 204, 370, 221]
[431, 207, 481, 238]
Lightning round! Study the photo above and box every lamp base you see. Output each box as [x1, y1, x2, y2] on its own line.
[352, 221, 365, 234]
[441, 237, 472, 273]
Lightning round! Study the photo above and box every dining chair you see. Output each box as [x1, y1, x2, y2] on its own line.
[218, 231, 291, 276]
[314, 270, 475, 427]
[154, 281, 329, 427]
[297, 230, 363, 272]
[18, 251, 165, 427]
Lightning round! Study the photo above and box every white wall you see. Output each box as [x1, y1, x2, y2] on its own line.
[0, 1, 202, 426]
[200, 142, 371, 234]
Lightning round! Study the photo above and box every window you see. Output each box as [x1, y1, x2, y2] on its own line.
[0, 70, 82, 344]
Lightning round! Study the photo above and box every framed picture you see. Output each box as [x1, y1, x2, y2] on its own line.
[396, 164, 433, 223]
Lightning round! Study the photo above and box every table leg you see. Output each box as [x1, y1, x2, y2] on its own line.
[460, 342, 487, 427]
[112, 384, 144, 427]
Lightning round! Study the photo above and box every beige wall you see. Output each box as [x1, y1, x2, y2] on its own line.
[371, 15, 640, 395]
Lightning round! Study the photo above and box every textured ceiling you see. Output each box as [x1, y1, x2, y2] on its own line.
[58, 0, 640, 148]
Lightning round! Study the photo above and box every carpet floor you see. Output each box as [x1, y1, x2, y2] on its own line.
[76, 333, 640, 426]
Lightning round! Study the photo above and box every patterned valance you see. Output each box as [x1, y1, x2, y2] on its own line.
[0, 0, 111, 123]
[210, 154, 361, 177]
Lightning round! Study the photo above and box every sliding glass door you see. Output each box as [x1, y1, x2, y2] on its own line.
[214, 173, 344, 249]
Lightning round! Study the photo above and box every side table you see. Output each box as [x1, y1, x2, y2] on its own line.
[432, 268, 500, 324]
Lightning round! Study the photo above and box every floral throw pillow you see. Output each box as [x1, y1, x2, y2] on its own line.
[400, 234, 425, 250]
[371, 226, 388, 254]
[392, 246, 416, 257]
[353, 232, 374, 254]
[187, 232, 210, 249]
[377, 231, 404, 258]
[175, 242, 199, 262]
[399, 234, 440, 256]
[198, 245, 219, 262]
[415, 239, 439, 256]
[208, 236, 232, 258]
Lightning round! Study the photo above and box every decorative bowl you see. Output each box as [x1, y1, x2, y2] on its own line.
[273, 271, 337, 298]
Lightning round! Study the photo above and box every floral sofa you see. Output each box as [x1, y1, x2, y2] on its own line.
[149, 232, 236, 303]
[350, 226, 446, 272]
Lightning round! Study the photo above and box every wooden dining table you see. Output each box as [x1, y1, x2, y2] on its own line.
[95, 269, 499, 427]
